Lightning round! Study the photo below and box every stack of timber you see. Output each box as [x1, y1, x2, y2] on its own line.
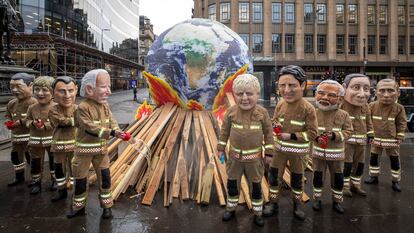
[102, 99, 310, 209]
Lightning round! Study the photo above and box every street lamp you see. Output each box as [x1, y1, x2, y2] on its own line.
[363, 38, 367, 74]
[101, 28, 110, 51]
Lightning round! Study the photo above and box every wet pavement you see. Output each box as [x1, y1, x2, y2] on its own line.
[0, 91, 414, 232]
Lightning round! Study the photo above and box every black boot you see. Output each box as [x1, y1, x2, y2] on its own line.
[222, 211, 235, 221]
[365, 176, 378, 184]
[293, 203, 306, 221]
[51, 189, 68, 202]
[392, 181, 402, 192]
[49, 179, 57, 192]
[67, 207, 86, 219]
[333, 202, 345, 214]
[312, 200, 322, 211]
[253, 215, 264, 227]
[263, 203, 278, 217]
[30, 182, 41, 195]
[8, 172, 25, 187]
[102, 208, 113, 219]
[27, 180, 36, 188]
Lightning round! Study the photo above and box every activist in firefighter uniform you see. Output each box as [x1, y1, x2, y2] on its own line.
[312, 80, 353, 214]
[5, 73, 37, 186]
[67, 69, 125, 219]
[26, 76, 56, 195]
[263, 65, 318, 221]
[340, 74, 373, 197]
[49, 76, 78, 202]
[365, 79, 407, 192]
[218, 74, 275, 227]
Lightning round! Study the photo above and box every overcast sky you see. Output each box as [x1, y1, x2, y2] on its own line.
[140, 0, 194, 36]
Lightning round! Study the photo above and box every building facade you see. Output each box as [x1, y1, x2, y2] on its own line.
[138, 16, 155, 66]
[193, 0, 414, 99]
[8, 0, 143, 93]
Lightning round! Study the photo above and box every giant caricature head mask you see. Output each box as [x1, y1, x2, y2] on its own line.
[80, 69, 111, 104]
[10, 73, 34, 100]
[376, 79, 399, 105]
[315, 80, 344, 111]
[277, 65, 306, 103]
[232, 74, 260, 111]
[343, 74, 371, 106]
[33, 76, 54, 105]
[52, 76, 77, 108]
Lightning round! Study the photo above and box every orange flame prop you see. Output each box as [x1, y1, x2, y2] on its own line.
[187, 99, 204, 110]
[212, 64, 249, 120]
[143, 71, 185, 108]
[135, 100, 154, 120]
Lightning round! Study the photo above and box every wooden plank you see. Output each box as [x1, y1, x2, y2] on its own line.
[261, 176, 269, 203]
[178, 139, 190, 200]
[240, 175, 252, 210]
[200, 162, 214, 205]
[141, 108, 187, 205]
[112, 103, 176, 200]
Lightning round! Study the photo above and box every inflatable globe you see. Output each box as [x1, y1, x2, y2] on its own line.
[144, 18, 253, 110]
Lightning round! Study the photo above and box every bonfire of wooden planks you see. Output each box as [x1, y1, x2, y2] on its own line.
[102, 97, 311, 209]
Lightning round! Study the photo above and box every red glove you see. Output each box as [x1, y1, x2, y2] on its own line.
[35, 119, 44, 129]
[272, 123, 282, 135]
[4, 120, 14, 130]
[121, 132, 131, 141]
[319, 134, 329, 149]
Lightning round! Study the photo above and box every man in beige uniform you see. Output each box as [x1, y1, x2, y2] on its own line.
[341, 74, 373, 197]
[26, 76, 56, 195]
[365, 79, 407, 192]
[218, 74, 275, 227]
[50, 76, 77, 202]
[5, 73, 37, 186]
[263, 65, 318, 220]
[312, 80, 353, 214]
[67, 69, 125, 219]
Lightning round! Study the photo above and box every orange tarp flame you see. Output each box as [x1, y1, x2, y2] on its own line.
[212, 64, 249, 122]
[187, 99, 204, 110]
[143, 71, 185, 108]
[135, 100, 154, 120]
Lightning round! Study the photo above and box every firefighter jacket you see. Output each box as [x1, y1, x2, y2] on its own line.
[217, 105, 276, 162]
[75, 98, 119, 156]
[340, 100, 374, 145]
[312, 108, 353, 160]
[369, 101, 407, 148]
[50, 104, 77, 153]
[26, 102, 54, 147]
[6, 97, 37, 144]
[272, 98, 318, 156]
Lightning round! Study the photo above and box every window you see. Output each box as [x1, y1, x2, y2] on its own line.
[348, 35, 358, 54]
[304, 3, 313, 23]
[272, 34, 281, 53]
[220, 3, 230, 22]
[252, 34, 263, 53]
[318, 35, 326, 54]
[208, 4, 216, 21]
[348, 4, 357, 24]
[336, 35, 344, 54]
[253, 3, 263, 22]
[398, 6, 405, 25]
[239, 3, 249, 22]
[411, 7, 414, 24]
[239, 33, 249, 48]
[272, 3, 282, 23]
[379, 35, 388, 54]
[336, 4, 344, 24]
[398, 36, 406, 55]
[285, 3, 295, 23]
[368, 5, 376, 25]
[368, 35, 376, 54]
[317, 4, 326, 23]
[285, 34, 295, 53]
[304, 34, 313, 53]
[379, 5, 387, 25]
[410, 36, 414, 54]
